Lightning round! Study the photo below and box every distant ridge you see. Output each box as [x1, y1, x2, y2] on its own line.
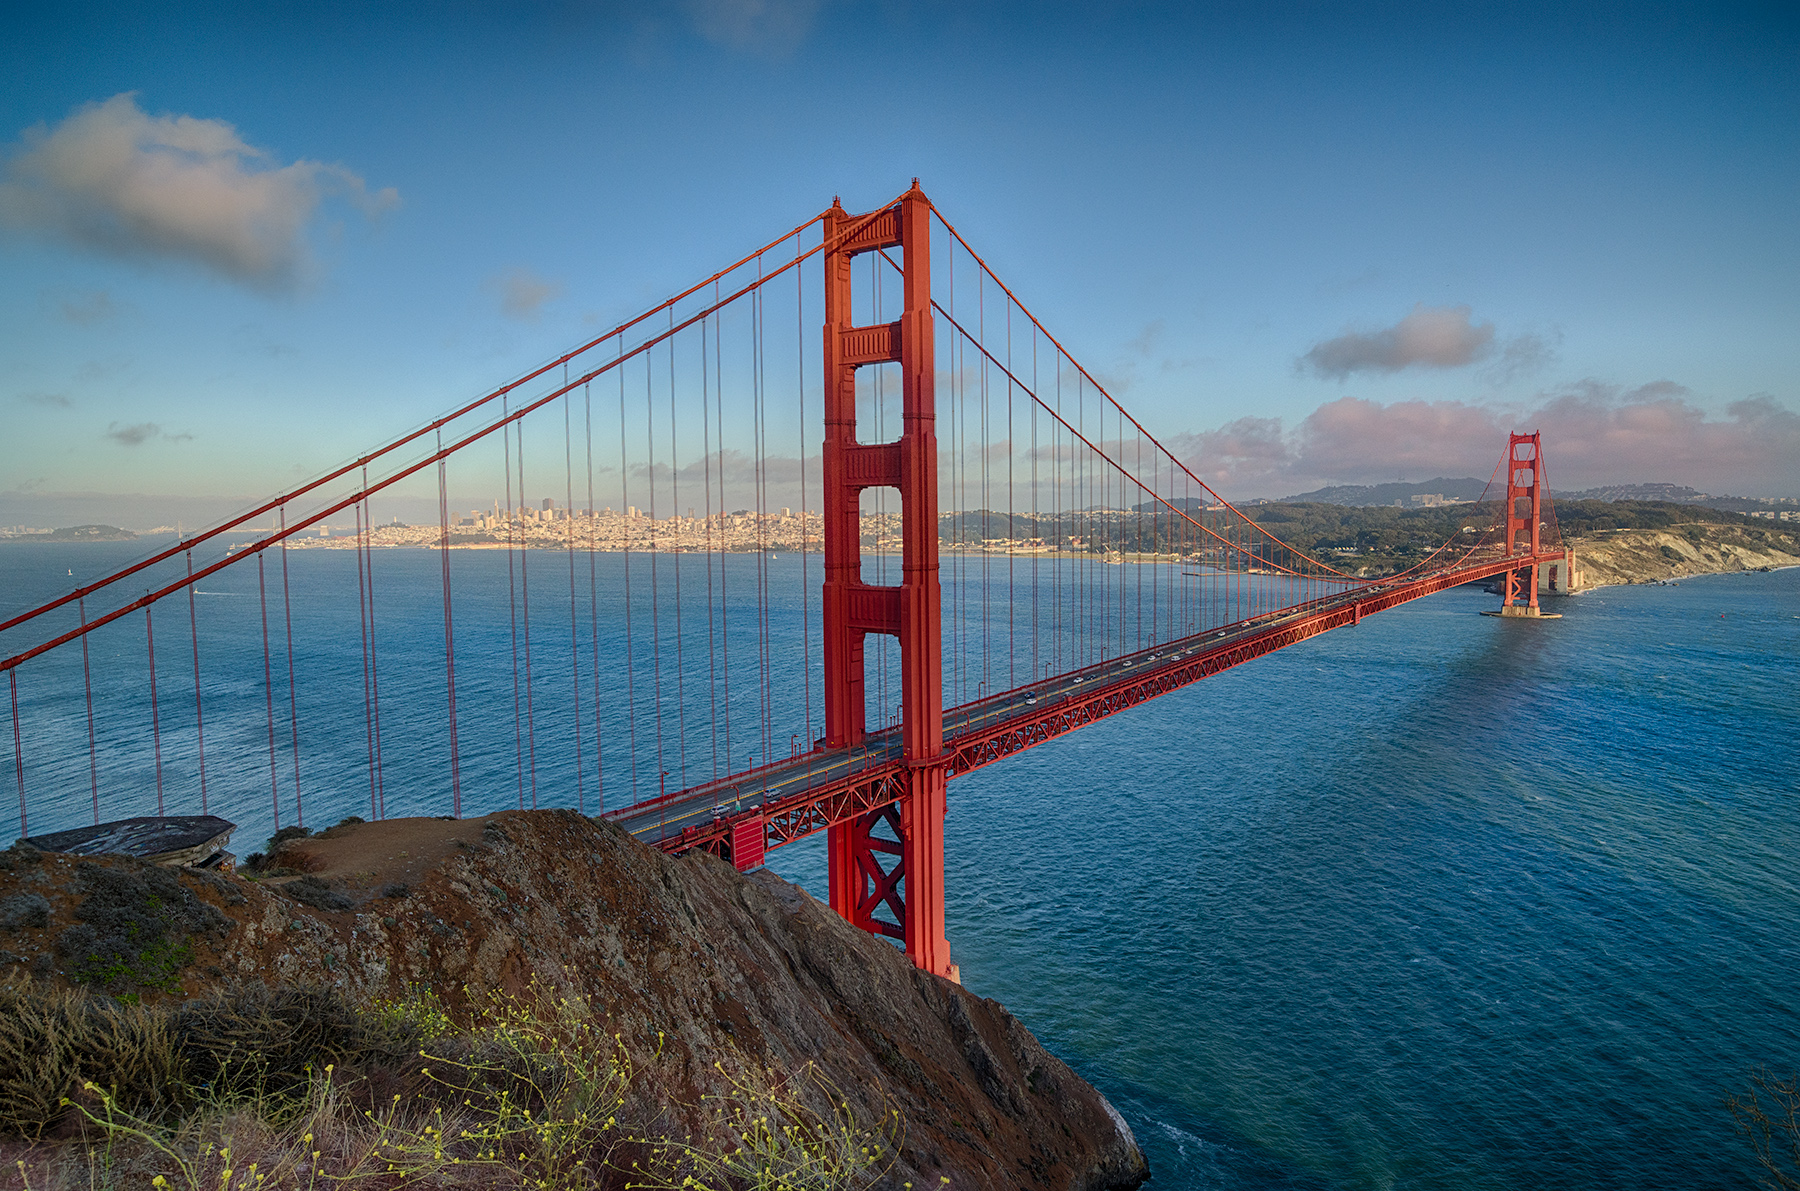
[0, 524, 140, 542]
[1555, 484, 1799, 514]
[1274, 478, 1490, 507]
[1558, 482, 1707, 502]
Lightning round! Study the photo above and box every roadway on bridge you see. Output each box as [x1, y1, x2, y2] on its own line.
[609, 573, 1436, 849]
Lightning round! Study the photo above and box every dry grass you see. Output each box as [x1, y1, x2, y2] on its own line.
[0, 979, 893, 1191]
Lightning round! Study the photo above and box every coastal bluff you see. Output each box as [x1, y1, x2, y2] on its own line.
[0, 809, 1148, 1191]
[1567, 522, 1800, 587]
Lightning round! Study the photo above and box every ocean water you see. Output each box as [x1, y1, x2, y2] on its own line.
[4, 539, 1797, 1187]
[768, 568, 1800, 1189]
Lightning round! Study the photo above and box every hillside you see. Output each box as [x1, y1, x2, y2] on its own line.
[1227, 499, 1800, 580]
[1276, 477, 1490, 506]
[0, 811, 1148, 1190]
[1563, 522, 1800, 587]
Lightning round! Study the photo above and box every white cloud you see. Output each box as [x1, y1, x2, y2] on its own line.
[682, 0, 825, 56]
[0, 93, 398, 288]
[52, 290, 121, 324]
[105, 421, 191, 446]
[1168, 385, 1800, 498]
[490, 267, 564, 320]
[1302, 304, 1496, 378]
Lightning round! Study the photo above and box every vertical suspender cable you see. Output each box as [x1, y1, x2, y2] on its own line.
[144, 606, 163, 816]
[516, 417, 538, 810]
[9, 672, 22, 837]
[978, 267, 989, 696]
[356, 502, 378, 818]
[702, 317, 719, 781]
[78, 596, 98, 824]
[1006, 298, 1014, 691]
[279, 507, 301, 826]
[754, 259, 773, 755]
[361, 478, 386, 819]
[618, 339, 640, 800]
[186, 550, 207, 814]
[563, 372, 585, 813]
[948, 232, 962, 707]
[438, 430, 463, 818]
[1053, 353, 1062, 678]
[669, 313, 687, 787]
[798, 255, 812, 752]
[644, 352, 666, 800]
[257, 553, 281, 830]
[583, 381, 604, 812]
[714, 295, 731, 781]
[1030, 321, 1039, 684]
[504, 410, 525, 809]
[1135, 425, 1143, 649]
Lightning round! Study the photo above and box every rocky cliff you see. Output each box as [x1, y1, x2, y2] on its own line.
[1568, 522, 1800, 587]
[0, 810, 1147, 1190]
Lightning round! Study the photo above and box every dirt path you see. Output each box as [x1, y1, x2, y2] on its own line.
[268, 815, 495, 902]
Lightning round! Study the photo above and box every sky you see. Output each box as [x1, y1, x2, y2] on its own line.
[2, 0, 1797, 529]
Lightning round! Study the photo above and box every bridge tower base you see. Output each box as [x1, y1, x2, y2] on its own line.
[819, 185, 955, 981]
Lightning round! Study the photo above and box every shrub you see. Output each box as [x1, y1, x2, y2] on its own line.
[0, 892, 51, 931]
[174, 986, 417, 1105]
[627, 1061, 900, 1191]
[54, 861, 231, 995]
[275, 877, 353, 912]
[0, 977, 182, 1137]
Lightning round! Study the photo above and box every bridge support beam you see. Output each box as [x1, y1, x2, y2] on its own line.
[820, 184, 955, 980]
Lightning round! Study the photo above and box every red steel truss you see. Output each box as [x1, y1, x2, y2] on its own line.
[677, 549, 1562, 869]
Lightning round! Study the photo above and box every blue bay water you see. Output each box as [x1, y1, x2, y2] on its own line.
[3, 538, 1797, 1187]
[768, 568, 1800, 1189]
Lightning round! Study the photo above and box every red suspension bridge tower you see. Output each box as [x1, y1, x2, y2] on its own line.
[820, 184, 955, 980]
[1488, 431, 1563, 619]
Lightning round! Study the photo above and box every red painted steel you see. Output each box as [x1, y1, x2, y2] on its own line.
[730, 816, 766, 872]
[1503, 432, 1544, 611]
[820, 184, 953, 978]
[669, 551, 1561, 862]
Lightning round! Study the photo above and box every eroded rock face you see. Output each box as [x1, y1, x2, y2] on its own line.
[1, 812, 1148, 1191]
[1569, 525, 1800, 586]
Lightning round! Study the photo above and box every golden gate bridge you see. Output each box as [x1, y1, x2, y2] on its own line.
[0, 183, 1573, 982]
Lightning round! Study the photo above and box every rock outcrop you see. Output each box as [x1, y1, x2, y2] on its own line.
[1569, 524, 1800, 587]
[0, 811, 1148, 1191]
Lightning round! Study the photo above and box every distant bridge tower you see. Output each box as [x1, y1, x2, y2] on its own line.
[819, 184, 954, 980]
[1500, 431, 1545, 614]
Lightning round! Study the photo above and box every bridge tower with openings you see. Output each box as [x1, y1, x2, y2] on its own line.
[819, 184, 955, 980]
[1501, 431, 1543, 612]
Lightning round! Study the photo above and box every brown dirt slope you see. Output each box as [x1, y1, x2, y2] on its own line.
[1570, 523, 1800, 587]
[0, 811, 1148, 1191]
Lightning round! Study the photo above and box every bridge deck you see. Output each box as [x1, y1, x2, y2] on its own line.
[608, 553, 1558, 860]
